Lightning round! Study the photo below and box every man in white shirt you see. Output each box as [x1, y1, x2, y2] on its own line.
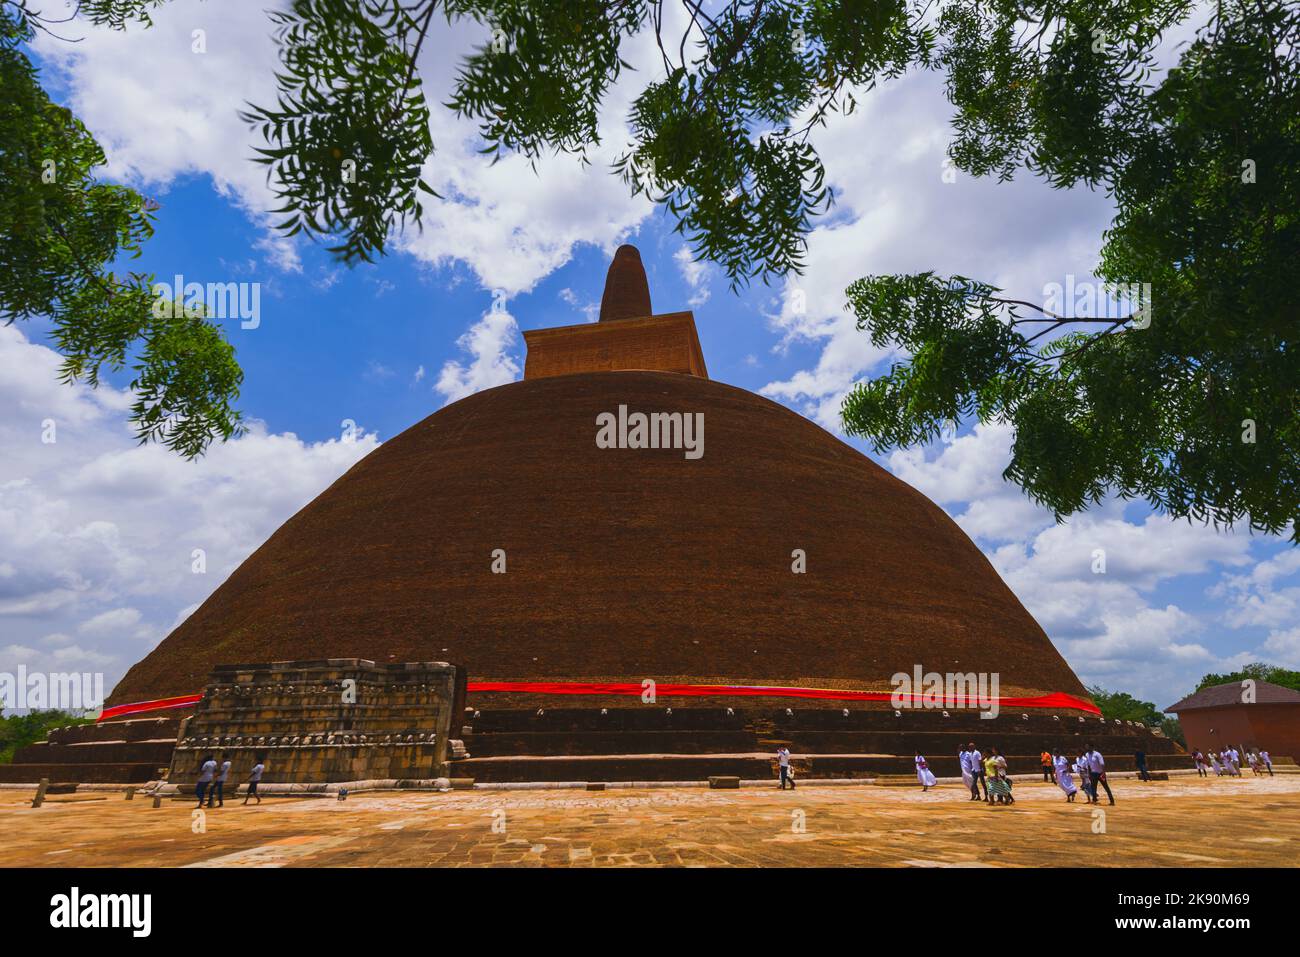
[776, 747, 794, 790]
[195, 755, 217, 808]
[967, 742, 987, 801]
[1086, 747, 1114, 805]
[1227, 747, 1241, 776]
[209, 758, 232, 807]
[243, 759, 265, 805]
[1260, 749, 1273, 776]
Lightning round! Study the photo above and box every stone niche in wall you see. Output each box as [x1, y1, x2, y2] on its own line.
[168, 658, 466, 786]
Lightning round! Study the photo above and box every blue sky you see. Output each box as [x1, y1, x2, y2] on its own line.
[2, 1, 1297, 713]
[84, 172, 813, 442]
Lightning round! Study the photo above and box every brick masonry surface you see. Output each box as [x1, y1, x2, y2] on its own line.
[169, 659, 464, 786]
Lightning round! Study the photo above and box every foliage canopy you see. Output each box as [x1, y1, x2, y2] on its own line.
[4, 0, 1296, 545]
[2, 2, 243, 457]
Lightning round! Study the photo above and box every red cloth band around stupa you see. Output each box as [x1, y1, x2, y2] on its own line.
[99, 682, 1099, 721]
[98, 693, 205, 722]
[467, 681, 1100, 714]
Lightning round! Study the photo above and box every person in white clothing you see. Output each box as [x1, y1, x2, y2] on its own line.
[1225, 748, 1241, 776]
[195, 754, 217, 808]
[208, 757, 232, 807]
[959, 747, 974, 796]
[1260, 749, 1274, 776]
[1086, 746, 1114, 805]
[1209, 750, 1224, 775]
[915, 751, 937, 791]
[967, 743, 987, 801]
[776, 746, 795, 790]
[1053, 753, 1078, 802]
[243, 758, 265, 805]
[1075, 753, 1092, 796]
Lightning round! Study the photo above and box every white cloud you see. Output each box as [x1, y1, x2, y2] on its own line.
[889, 422, 1025, 509]
[759, 68, 1114, 433]
[364, 360, 397, 382]
[558, 288, 600, 323]
[77, 607, 143, 638]
[674, 246, 711, 307]
[35, 1, 301, 272]
[35, 2, 660, 295]
[1211, 546, 1300, 668]
[393, 17, 671, 294]
[743, 32, 1279, 709]
[433, 307, 522, 405]
[1261, 627, 1300, 668]
[0, 324, 379, 700]
[884, 419, 1267, 704]
[1213, 547, 1300, 630]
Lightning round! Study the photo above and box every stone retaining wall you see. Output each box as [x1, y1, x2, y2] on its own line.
[169, 659, 464, 786]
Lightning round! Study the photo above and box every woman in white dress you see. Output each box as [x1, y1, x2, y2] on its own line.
[1222, 749, 1239, 776]
[1208, 750, 1224, 775]
[915, 752, 937, 791]
[1053, 753, 1078, 802]
[959, 748, 974, 794]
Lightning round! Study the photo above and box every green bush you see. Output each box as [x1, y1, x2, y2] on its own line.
[0, 710, 95, 764]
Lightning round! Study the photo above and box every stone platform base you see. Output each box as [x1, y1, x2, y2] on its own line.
[2, 697, 1209, 787]
[451, 706, 1187, 783]
[0, 716, 182, 785]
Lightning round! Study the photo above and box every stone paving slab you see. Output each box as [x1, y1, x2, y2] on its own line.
[0, 774, 1296, 868]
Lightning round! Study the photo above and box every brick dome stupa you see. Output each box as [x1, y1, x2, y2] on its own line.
[108, 245, 1092, 717]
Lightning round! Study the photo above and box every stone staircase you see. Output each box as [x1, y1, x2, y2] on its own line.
[0, 716, 182, 785]
[452, 706, 1187, 783]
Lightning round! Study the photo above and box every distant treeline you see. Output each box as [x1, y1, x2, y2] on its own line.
[1195, 663, 1300, 695]
[1086, 686, 1184, 747]
[1089, 662, 1300, 750]
[0, 710, 94, 764]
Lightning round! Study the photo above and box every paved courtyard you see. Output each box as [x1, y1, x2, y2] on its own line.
[1, 774, 1297, 867]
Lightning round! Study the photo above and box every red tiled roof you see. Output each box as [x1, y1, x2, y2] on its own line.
[1166, 680, 1300, 713]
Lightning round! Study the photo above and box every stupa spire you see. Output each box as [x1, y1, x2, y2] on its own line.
[521, 241, 706, 379]
[599, 244, 652, 321]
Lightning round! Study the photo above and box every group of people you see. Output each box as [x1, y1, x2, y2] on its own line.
[952, 743, 1117, 806]
[954, 744, 1017, 804]
[195, 754, 266, 807]
[1050, 747, 1115, 804]
[781, 739, 1277, 796]
[1190, 745, 1273, 778]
